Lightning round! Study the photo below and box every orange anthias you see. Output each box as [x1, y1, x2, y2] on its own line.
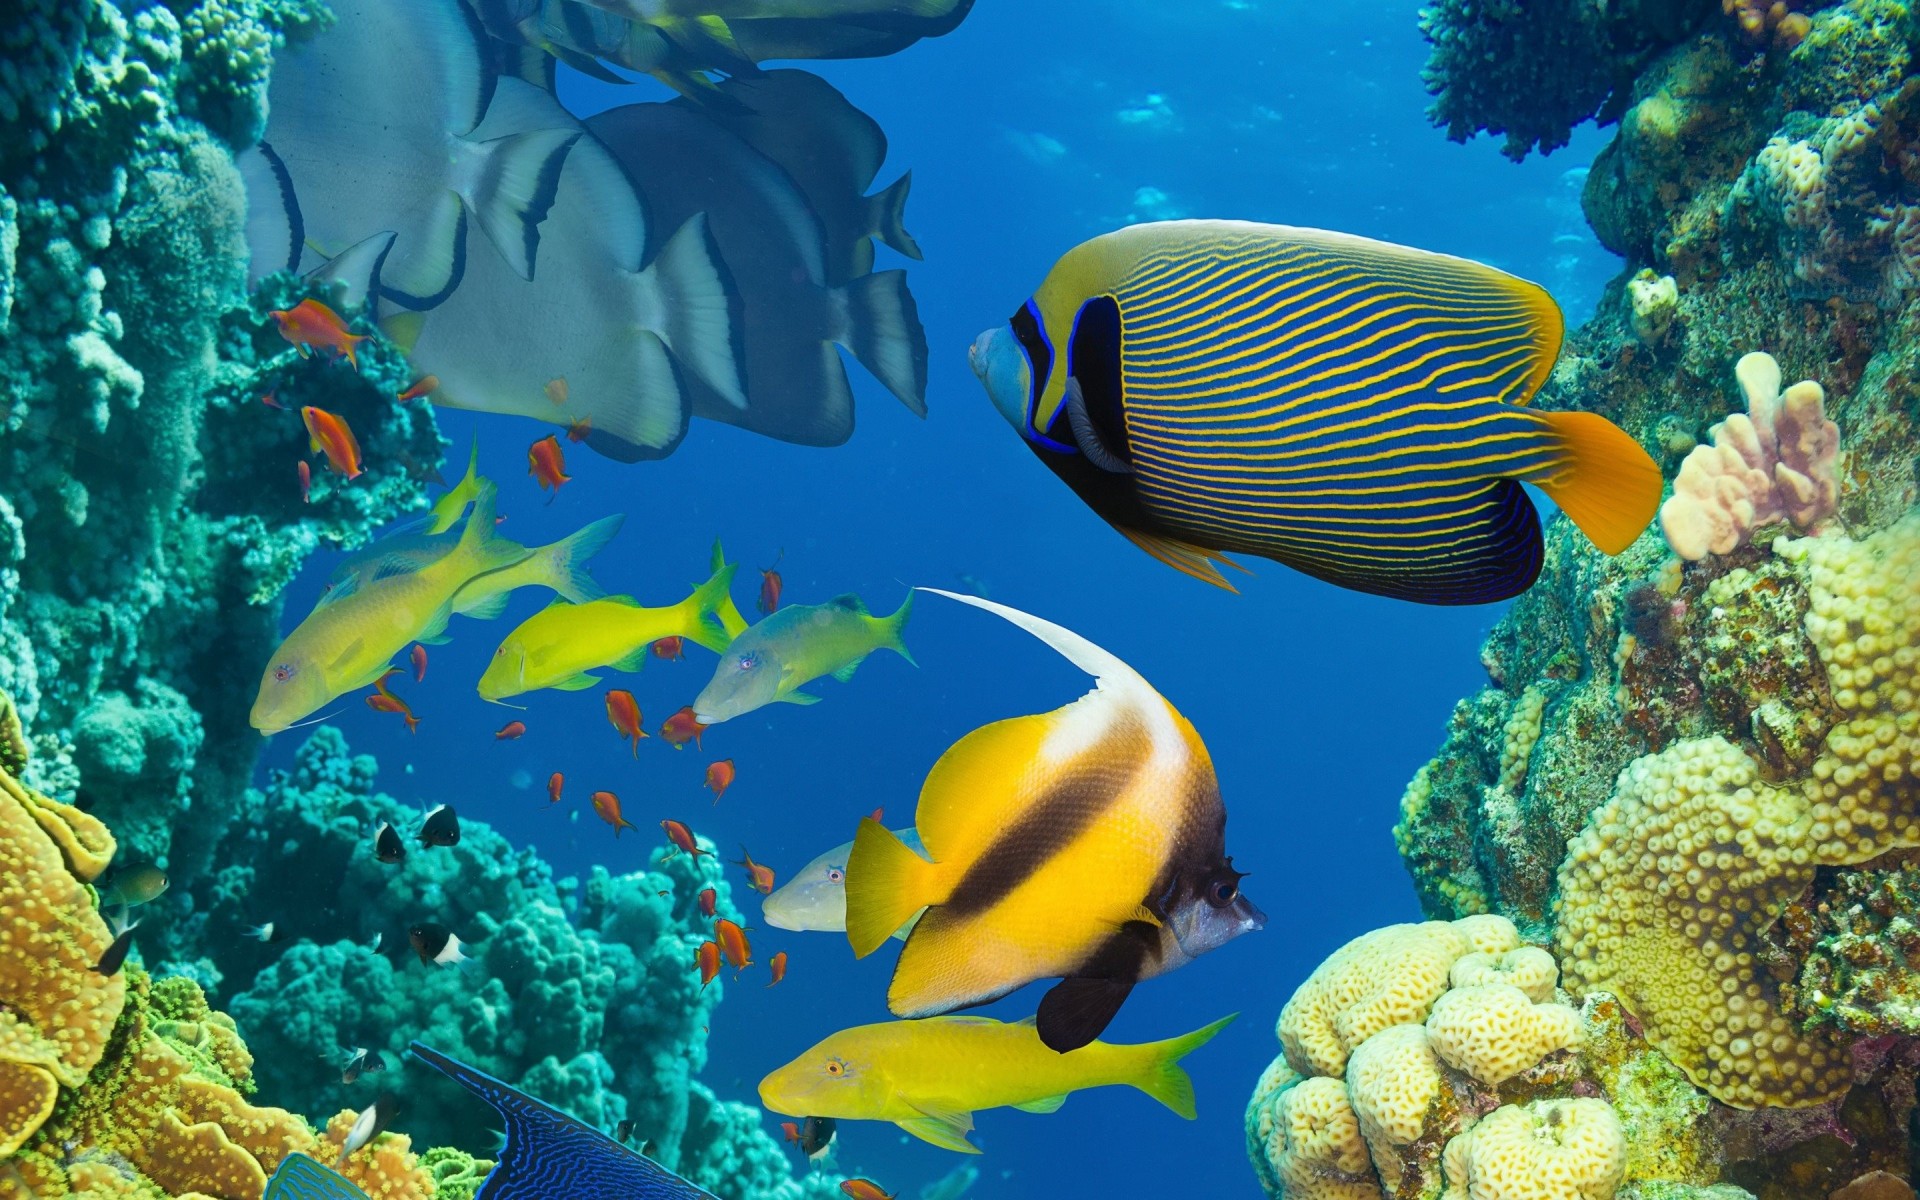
[590, 790, 637, 837]
[766, 950, 787, 988]
[652, 636, 684, 661]
[713, 918, 752, 972]
[566, 416, 592, 443]
[410, 643, 428, 683]
[605, 689, 646, 757]
[758, 562, 783, 615]
[547, 772, 564, 805]
[660, 706, 706, 750]
[734, 848, 775, 895]
[397, 375, 438, 402]
[364, 670, 420, 734]
[494, 720, 527, 741]
[697, 887, 717, 918]
[660, 819, 709, 861]
[528, 435, 571, 497]
[695, 940, 721, 990]
[297, 460, 312, 504]
[705, 759, 735, 803]
[270, 299, 366, 368]
[841, 1181, 894, 1200]
[301, 406, 364, 479]
[781, 1122, 801, 1145]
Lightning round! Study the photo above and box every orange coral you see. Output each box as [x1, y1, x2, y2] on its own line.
[321, 1108, 439, 1199]
[1722, 0, 1810, 50]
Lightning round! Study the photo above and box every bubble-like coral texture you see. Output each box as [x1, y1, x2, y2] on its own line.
[1440, 1099, 1626, 1200]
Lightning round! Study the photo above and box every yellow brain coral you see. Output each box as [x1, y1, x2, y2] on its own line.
[1426, 984, 1583, 1086]
[1345, 1024, 1442, 1192]
[1556, 512, 1919, 1108]
[1248, 1067, 1384, 1200]
[1440, 1099, 1625, 1200]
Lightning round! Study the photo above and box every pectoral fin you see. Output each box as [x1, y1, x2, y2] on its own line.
[896, 1104, 978, 1154]
[1013, 1094, 1068, 1114]
[1036, 975, 1136, 1054]
[552, 672, 601, 691]
[830, 654, 868, 683]
[778, 690, 821, 706]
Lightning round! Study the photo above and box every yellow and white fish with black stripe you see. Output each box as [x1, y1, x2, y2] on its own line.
[970, 220, 1663, 604]
[845, 589, 1262, 1053]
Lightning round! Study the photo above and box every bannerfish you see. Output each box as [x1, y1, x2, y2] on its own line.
[705, 759, 734, 802]
[971, 220, 1663, 603]
[845, 590, 1263, 1052]
[589, 102, 927, 449]
[661, 819, 708, 860]
[692, 592, 914, 725]
[767, 950, 787, 987]
[607, 688, 646, 755]
[477, 561, 735, 701]
[411, 1041, 720, 1197]
[714, 918, 752, 972]
[409, 922, 471, 966]
[374, 822, 407, 864]
[101, 863, 169, 908]
[426, 438, 483, 534]
[760, 1013, 1234, 1154]
[302, 407, 365, 480]
[735, 848, 775, 894]
[919, 1162, 979, 1200]
[336, 1092, 401, 1166]
[591, 790, 637, 837]
[271, 299, 368, 368]
[695, 940, 721, 989]
[762, 828, 923, 939]
[660, 706, 707, 749]
[243, 0, 579, 308]
[91, 910, 139, 976]
[253, 484, 528, 734]
[675, 70, 922, 285]
[842, 1182, 893, 1200]
[264, 1152, 372, 1200]
[390, 79, 744, 462]
[419, 804, 460, 848]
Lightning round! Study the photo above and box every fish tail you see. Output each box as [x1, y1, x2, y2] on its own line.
[463, 127, 579, 281]
[1129, 1013, 1236, 1120]
[638, 213, 746, 407]
[867, 171, 923, 261]
[683, 561, 739, 654]
[1527, 411, 1663, 556]
[456, 482, 524, 576]
[882, 590, 916, 667]
[541, 514, 624, 604]
[844, 818, 937, 958]
[831, 270, 928, 416]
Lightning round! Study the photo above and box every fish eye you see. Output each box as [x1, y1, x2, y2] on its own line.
[736, 653, 757, 671]
[272, 663, 296, 683]
[823, 1057, 849, 1078]
[1209, 879, 1238, 906]
[826, 867, 844, 884]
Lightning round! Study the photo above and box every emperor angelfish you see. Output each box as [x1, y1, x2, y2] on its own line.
[844, 590, 1262, 1053]
[971, 221, 1663, 604]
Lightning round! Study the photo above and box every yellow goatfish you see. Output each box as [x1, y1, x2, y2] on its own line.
[758, 1012, 1235, 1154]
[252, 482, 526, 734]
[845, 590, 1263, 1053]
[426, 436, 483, 534]
[477, 561, 737, 701]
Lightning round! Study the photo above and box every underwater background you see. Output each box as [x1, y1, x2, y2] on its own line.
[3, 1, 1919, 1199]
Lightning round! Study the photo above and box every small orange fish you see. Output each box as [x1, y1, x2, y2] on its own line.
[528, 435, 570, 498]
[781, 1122, 801, 1144]
[713, 918, 752, 972]
[544, 377, 569, 406]
[494, 721, 526, 741]
[734, 848, 775, 895]
[261, 390, 289, 411]
[605, 689, 645, 757]
[698, 887, 717, 918]
[705, 759, 735, 803]
[566, 416, 592, 443]
[767, 950, 787, 988]
[297, 459, 312, 503]
[660, 819, 710, 861]
[868, 807, 883, 824]
[270, 298, 366, 368]
[758, 558, 783, 616]
[660, 706, 706, 750]
[695, 940, 720, 990]
[591, 790, 637, 837]
[301, 406, 364, 479]
[652, 636, 684, 660]
[410, 643, 428, 683]
[841, 1181, 894, 1200]
[365, 668, 420, 733]
[397, 375, 438, 402]
[547, 772, 564, 805]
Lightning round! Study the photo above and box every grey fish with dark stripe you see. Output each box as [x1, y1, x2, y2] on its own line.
[845, 590, 1262, 1053]
[970, 220, 1663, 604]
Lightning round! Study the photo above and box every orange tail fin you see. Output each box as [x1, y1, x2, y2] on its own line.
[1533, 411, 1662, 555]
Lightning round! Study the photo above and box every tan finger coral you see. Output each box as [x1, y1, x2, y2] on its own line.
[1440, 1098, 1625, 1200]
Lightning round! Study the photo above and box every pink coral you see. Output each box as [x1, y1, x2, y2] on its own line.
[1659, 352, 1840, 561]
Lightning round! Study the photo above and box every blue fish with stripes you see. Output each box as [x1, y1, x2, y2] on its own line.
[264, 1154, 370, 1200]
[970, 220, 1662, 604]
[411, 1041, 718, 1199]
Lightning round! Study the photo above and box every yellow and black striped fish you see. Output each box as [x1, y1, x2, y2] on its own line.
[845, 589, 1263, 1054]
[969, 220, 1662, 603]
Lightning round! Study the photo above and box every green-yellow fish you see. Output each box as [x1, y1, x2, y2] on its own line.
[758, 1012, 1234, 1154]
[426, 436, 483, 534]
[253, 483, 525, 734]
[478, 562, 736, 701]
[691, 591, 913, 724]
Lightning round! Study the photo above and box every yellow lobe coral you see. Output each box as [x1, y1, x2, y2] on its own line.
[1278, 916, 1520, 1077]
[1440, 1099, 1624, 1200]
[1425, 984, 1582, 1087]
[0, 1063, 58, 1158]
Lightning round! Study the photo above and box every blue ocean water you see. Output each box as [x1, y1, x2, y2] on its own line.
[259, 3, 1619, 1194]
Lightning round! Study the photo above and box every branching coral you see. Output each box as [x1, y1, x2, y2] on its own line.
[1660, 352, 1840, 561]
